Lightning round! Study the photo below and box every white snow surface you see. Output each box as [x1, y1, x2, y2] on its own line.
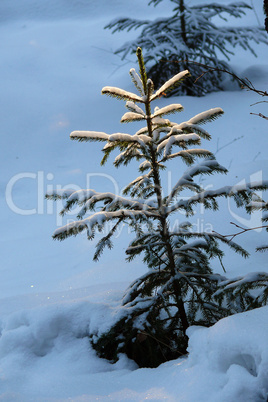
[1, 0, 268, 400]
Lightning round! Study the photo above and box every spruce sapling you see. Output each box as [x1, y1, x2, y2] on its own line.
[47, 48, 268, 367]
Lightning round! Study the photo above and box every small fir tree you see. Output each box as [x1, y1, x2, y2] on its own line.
[47, 48, 268, 367]
[105, 0, 268, 96]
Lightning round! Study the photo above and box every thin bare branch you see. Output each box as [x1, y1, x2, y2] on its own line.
[213, 222, 268, 243]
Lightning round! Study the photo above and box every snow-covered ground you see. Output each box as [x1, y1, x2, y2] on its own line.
[0, 0, 267, 400]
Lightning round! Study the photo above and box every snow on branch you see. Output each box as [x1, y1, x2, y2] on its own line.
[53, 209, 159, 241]
[166, 160, 227, 206]
[187, 108, 224, 125]
[216, 272, 268, 292]
[152, 104, 184, 118]
[174, 239, 208, 253]
[246, 201, 268, 212]
[135, 126, 150, 136]
[176, 230, 249, 259]
[113, 146, 146, 168]
[129, 68, 144, 96]
[167, 180, 268, 215]
[70, 131, 151, 149]
[125, 101, 145, 115]
[156, 120, 212, 151]
[78, 192, 157, 218]
[46, 188, 100, 215]
[70, 131, 109, 142]
[160, 148, 214, 165]
[49, 188, 158, 218]
[157, 133, 201, 156]
[121, 112, 146, 123]
[214, 272, 268, 305]
[151, 116, 170, 128]
[109, 133, 151, 145]
[139, 160, 151, 172]
[46, 189, 78, 201]
[102, 86, 145, 103]
[175, 123, 212, 140]
[151, 70, 191, 100]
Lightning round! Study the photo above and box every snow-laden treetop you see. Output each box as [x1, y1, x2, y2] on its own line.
[47, 47, 267, 246]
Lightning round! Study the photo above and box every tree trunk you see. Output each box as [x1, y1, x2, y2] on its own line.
[137, 46, 190, 335]
[159, 217, 189, 332]
[179, 0, 187, 44]
[264, 0, 268, 33]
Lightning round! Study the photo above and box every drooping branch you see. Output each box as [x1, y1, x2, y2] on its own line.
[46, 188, 158, 218]
[167, 180, 268, 215]
[53, 209, 159, 241]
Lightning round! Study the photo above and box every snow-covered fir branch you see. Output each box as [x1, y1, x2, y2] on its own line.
[53, 209, 159, 241]
[167, 180, 268, 215]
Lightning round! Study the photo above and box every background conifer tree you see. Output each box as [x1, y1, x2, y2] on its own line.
[47, 48, 268, 367]
[105, 0, 268, 96]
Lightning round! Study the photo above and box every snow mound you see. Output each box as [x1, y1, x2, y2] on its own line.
[0, 298, 137, 400]
[186, 306, 268, 402]
[241, 64, 268, 86]
[0, 298, 267, 401]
